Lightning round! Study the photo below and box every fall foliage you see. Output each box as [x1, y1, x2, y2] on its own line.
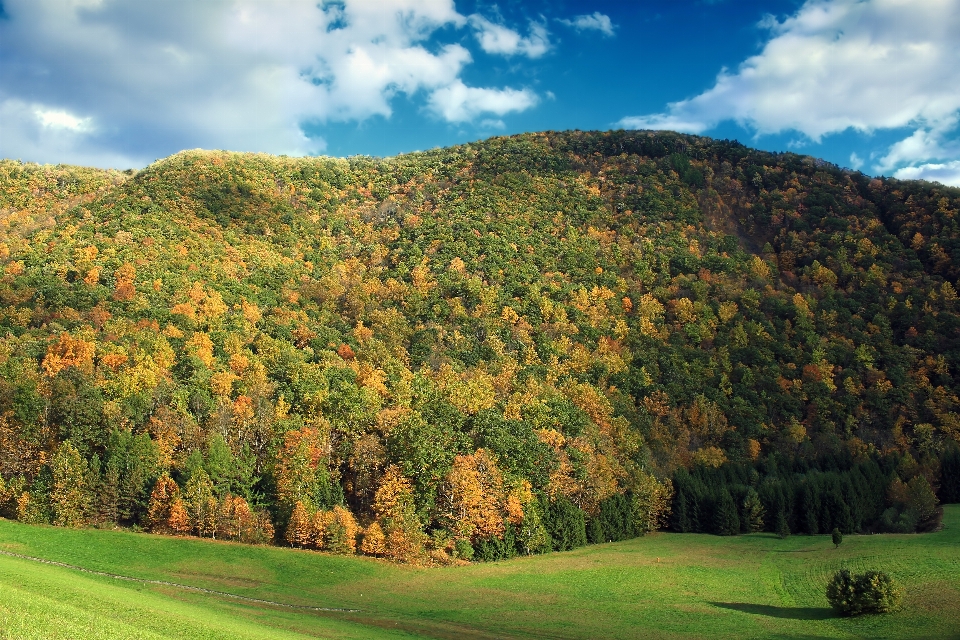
[1, 130, 958, 561]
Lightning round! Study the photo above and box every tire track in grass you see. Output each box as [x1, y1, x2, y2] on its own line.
[0, 549, 361, 613]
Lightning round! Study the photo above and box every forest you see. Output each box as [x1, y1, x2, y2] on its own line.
[0, 129, 958, 563]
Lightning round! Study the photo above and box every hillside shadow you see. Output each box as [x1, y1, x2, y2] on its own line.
[711, 602, 835, 620]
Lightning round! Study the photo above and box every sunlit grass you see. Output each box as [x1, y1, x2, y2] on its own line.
[2, 505, 958, 639]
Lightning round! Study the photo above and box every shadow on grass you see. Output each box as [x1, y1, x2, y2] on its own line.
[711, 602, 836, 620]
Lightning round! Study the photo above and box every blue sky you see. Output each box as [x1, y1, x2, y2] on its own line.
[1, 0, 959, 185]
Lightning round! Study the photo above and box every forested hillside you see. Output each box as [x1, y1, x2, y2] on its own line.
[1, 130, 958, 561]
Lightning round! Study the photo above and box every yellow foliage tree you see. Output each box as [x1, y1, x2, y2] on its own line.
[438, 449, 505, 542]
[285, 501, 313, 548]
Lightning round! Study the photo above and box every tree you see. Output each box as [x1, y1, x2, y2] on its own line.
[373, 466, 425, 562]
[437, 449, 505, 543]
[742, 488, 765, 533]
[906, 476, 939, 526]
[147, 475, 179, 533]
[827, 569, 902, 615]
[285, 501, 313, 548]
[360, 522, 386, 556]
[775, 509, 791, 539]
[713, 489, 740, 536]
[168, 498, 191, 535]
[940, 444, 960, 503]
[183, 468, 215, 537]
[324, 505, 359, 554]
[632, 472, 674, 534]
[832, 527, 843, 549]
[515, 498, 550, 555]
[51, 441, 89, 528]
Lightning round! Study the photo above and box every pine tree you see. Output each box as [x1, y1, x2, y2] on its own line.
[940, 445, 960, 504]
[92, 458, 120, 525]
[801, 485, 819, 534]
[776, 509, 791, 539]
[742, 489, 765, 533]
[713, 490, 740, 536]
[671, 490, 692, 533]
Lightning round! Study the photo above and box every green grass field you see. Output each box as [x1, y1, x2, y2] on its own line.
[2, 507, 959, 639]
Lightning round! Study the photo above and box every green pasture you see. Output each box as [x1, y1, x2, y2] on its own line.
[2, 506, 959, 639]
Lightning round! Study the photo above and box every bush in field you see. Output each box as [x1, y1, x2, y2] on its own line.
[826, 569, 902, 616]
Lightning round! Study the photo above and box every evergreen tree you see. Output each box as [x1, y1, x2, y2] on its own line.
[713, 490, 740, 536]
[832, 527, 843, 549]
[741, 488, 765, 533]
[801, 485, 819, 535]
[775, 509, 791, 539]
[671, 490, 692, 533]
[940, 445, 960, 504]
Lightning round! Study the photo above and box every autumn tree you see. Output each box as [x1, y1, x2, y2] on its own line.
[285, 501, 313, 548]
[360, 521, 386, 556]
[373, 465, 424, 562]
[183, 468, 215, 537]
[51, 442, 89, 528]
[146, 475, 180, 533]
[437, 449, 505, 543]
[168, 498, 192, 535]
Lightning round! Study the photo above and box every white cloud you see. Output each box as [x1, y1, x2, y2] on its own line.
[0, 0, 541, 167]
[875, 121, 960, 172]
[849, 152, 864, 170]
[894, 161, 960, 187]
[618, 0, 960, 174]
[0, 99, 143, 167]
[468, 14, 550, 58]
[479, 118, 506, 130]
[427, 80, 539, 123]
[557, 12, 615, 37]
[35, 108, 92, 132]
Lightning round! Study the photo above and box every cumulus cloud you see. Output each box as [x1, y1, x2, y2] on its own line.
[894, 161, 960, 187]
[619, 0, 960, 174]
[0, 0, 542, 167]
[875, 120, 960, 172]
[427, 80, 539, 123]
[557, 12, 615, 37]
[468, 14, 550, 58]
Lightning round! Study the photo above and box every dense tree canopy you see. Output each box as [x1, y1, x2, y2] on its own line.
[1, 130, 958, 561]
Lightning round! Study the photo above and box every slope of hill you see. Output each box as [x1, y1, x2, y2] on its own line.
[2, 507, 960, 639]
[0, 130, 958, 560]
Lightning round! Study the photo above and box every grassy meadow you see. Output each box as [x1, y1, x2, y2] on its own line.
[2, 506, 959, 639]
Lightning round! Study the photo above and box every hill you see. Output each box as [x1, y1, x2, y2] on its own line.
[1, 130, 959, 560]
[2, 506, 960, 638]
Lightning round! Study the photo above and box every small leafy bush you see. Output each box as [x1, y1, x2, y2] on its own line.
[826, 569, 902, 616]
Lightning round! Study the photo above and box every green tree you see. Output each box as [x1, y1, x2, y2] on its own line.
[827, 569, 902, 615]
[183, 467, 215, 536]
[775, 509, 790, 539]
[713, 489, 740, 536]
[832, 527, 843, 549]
[51, 441, 89, 528]
[742, 488, 765, 533]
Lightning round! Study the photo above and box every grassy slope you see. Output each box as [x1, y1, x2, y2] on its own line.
[2, 507, 960, 639]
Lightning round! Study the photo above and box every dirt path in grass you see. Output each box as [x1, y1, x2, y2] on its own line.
[0, 548, 361, 613]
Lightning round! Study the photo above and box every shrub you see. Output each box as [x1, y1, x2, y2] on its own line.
[826, 569, 902, 616]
